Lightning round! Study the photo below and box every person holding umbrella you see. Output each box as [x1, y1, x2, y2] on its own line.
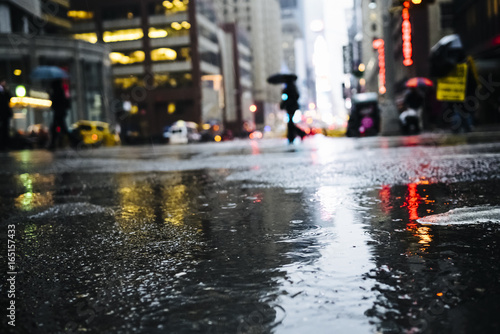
[267, 73, 305, 144]
[30, 66, 75, 149]
[48, 79, 72, 149]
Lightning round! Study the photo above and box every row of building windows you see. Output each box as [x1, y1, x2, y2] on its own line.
[109, 47, 191, 65]
[113, 72, 192, 90]
[68, 1, 188, 22]
[73, 23, 190, 44]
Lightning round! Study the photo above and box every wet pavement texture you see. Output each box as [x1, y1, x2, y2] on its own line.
[1, 134, 500, 334]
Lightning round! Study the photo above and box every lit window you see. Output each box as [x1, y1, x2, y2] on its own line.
[151, 48, 177, 61]
[149, 28, 168, 38]
[103, 29, 143, 43]
[109, 51, 145, 64]
[67, 10, 94, 20]
[73, 33, 98, 44]
[114, 76, 140, 89]
[171, 22, 182, 30]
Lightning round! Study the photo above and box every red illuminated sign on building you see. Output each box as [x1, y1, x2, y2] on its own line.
[402, 1, 413, 66]
[372, 39, 386, 94]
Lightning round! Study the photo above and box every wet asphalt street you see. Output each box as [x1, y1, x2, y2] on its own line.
[1, 133, 500, 334]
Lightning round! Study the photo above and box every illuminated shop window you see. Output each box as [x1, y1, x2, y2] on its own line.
[73, 33, 98, 44]
[109, 51, 145, 65]
[67, 10, 94, 21]
[103, 29, 144, 43]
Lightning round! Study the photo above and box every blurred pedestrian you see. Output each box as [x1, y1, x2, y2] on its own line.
[404, 88, 424, 119]
[48, 79, 72, 149]
[281, 81, 305, 144]
[0, 79, 13, 150]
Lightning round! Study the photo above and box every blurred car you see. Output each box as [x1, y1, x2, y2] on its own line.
[167, 120, 201, 144]
[71, 120, 120, 147]
[200, 121, 224, 142]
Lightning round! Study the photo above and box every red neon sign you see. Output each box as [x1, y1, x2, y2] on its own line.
[373, 39, 386, 94]
[402, 1, 413, 66]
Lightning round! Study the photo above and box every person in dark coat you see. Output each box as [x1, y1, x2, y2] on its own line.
[0, 79, 13, 150]
[48, 79, 71, 149]
[281, 81, 305, 144]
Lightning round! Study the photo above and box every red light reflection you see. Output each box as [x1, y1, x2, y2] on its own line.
[402, 183, 421, 229]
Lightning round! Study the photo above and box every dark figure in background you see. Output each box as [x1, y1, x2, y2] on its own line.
[48, 79, 72, 149]
[0, 79, 13, 150]
[281, 81, 305, 144]
[400, 88, 424, 134]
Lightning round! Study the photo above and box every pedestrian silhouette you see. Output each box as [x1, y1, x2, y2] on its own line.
[400, 87, 424, 134]
[0, 79, 13, 150]
[281, 81, 305, 144]
[48, 79, 72, 149]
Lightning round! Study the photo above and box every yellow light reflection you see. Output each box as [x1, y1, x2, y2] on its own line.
[163, 184, 188, 226]
[181, 21, 191, 29]
[415, 226, 433, 245]
[15, 174, 54, 211]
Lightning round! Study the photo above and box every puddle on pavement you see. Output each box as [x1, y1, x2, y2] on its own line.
[1, 170, 500, 333]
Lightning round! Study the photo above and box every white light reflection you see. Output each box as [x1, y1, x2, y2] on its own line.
[276, 187, 377, 333]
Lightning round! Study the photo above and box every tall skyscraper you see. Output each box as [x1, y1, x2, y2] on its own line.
[214, 0, 283, 128]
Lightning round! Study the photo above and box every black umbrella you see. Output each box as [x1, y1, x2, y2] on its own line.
[267, 73, 297, 85]
[429, 34, 466, 77]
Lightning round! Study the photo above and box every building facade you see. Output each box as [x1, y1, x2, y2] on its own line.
[0, 0, 111, 134]
[71, 0, 227, 139]
[214, 0, 283, 129]
[453, 0, 500, 125]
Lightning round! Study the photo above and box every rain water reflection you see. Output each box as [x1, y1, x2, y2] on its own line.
[1, 166, 500, 333]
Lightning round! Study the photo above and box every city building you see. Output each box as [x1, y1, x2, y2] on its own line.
[71, 0, 227, 139]
[344, 0, 460, 132]
[219, 22, 254, 134]
[214, 0, 283, 129]
[0, 0, 111, 133]
[453, 0, 500, 125]
[280, 0, 308, 111]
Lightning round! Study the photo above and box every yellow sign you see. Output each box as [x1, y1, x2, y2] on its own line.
[436, 63, 468, 102]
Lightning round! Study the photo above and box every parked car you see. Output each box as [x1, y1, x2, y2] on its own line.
[71, 120, 120, 147]
[167, 120, 201, 144]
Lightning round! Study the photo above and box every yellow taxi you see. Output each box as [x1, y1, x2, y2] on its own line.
[71, 120, 120, 147]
